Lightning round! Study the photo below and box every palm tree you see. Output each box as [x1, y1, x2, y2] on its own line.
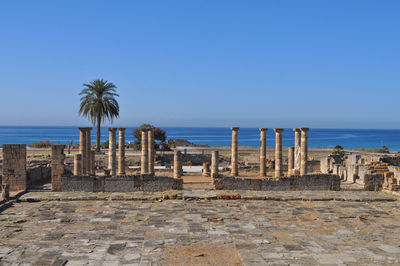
[79, 79, 119, 152]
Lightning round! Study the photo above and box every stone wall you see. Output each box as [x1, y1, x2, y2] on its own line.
[364, 173, 384, 191]
[142, 174, 183, 192]
[159, 154, 211, 166]
[104, 176, 142, 192]
[2, 144, 27, 191]
[61, 174, 183, 192]
[213, 174, 340, 191]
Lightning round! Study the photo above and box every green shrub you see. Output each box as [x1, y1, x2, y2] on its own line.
[30, 140, 52, 148]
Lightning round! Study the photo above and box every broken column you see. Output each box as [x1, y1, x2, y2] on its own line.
[293, 128, 301, 172]
[51, 144, 65, 192]
[148, 129, 155, 174]
[211, 150, 219, 178]
[202, 162, 210, 177]
[108, 128, 117, 176]
[73, 154, 82, 176]
[79, 128, 87, 175]
[117, 128, 126, 176]
[85, 128, 92, 175]
[2, 144, 27, 191]
[173, 150, 182, 179]
[288, 147, 294, 176]
[231, 127, 240, 176]
[300, 128, 309, 175]
[259, 128, 268, 176]
[141, 129, 148, 174]
[274, 128, 284, 178]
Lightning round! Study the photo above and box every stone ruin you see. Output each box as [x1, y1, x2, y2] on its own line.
[320, 152, 400, 191]
[0, 126, 347, 194]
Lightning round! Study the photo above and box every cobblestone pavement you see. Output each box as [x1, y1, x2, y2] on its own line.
[1, 195, 400, 265]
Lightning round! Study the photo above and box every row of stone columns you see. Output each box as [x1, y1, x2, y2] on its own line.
[107, 128, 126, 176]
[229, 127, 309, 178]
[140, 129, 155, 174]
[78, 127, 93, 176]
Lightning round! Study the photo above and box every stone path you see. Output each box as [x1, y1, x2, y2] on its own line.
[0, 191, 399, 265]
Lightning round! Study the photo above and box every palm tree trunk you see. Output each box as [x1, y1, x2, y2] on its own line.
[96, 115, 101, 152]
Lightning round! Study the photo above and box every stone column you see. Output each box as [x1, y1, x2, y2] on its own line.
[231, 127, 240, 176]
[73, 154, 82, 176]
[288, 147, 294, 177]
[2, 144, 27, 191]
[51, 144, 65, 192]
[293, 128, 301, 171]
[274, 128, 284, 178]
[108, 128, 117, 176]
[147, 129, 154, 174]
[173, 150, 182, 179]
[141, 129, 148, 174]
[259, 128, 268, 176]
[118, 128, 126, 176]
[85, 128, 92, 175]
[300, 128, 309, 175]
[211, 150, 219, 178]
[79, 128, 87, 175]
[202, 162, 210, 177]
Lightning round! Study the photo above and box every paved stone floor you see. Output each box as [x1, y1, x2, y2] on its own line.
[1, 195, 400, 265]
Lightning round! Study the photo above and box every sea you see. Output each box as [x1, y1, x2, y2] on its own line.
[0, 126, 400, 151]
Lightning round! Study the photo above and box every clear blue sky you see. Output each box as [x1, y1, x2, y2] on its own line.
[0, 0, 399, 128]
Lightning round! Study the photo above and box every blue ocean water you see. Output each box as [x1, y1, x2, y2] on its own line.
[0, 126, 399, 151]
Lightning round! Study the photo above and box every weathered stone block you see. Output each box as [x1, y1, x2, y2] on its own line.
[2, 144, 27, 191]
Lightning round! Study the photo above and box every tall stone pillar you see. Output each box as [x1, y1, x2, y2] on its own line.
[79, 128, 87, 175]
[231, 127, 240, 176]
[211, 150, 219, 178]
[274, 128, 284, 178]
[73, 154, 82, 176]
[108, 128, 117, 176]
[141, 129, 148, 174]
[288, 147, 294, 177]
[2, 144, 27, 191]
[173, 150, 182, 179]
[85, 128, 92, 175]
[300, 128, 309, 175]
[118, 128, 126, 176]
[293, 128, 301, 171]
[259, 128, 268, 176]
[51, 144, 65, 192]
[148, 129, 155, 174]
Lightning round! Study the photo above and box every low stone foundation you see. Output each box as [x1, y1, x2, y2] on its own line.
[364, 173, 384, 191]
[213, 174, 340, 191]
[61, 174, 183, 192]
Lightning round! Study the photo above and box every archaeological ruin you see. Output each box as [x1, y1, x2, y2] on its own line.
[1, 126, 400, 195]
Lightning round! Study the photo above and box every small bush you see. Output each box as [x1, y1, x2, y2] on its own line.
[30, 140, 52, 148]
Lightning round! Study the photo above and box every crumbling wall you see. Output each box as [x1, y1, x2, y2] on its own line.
[213, 174, 340, 191]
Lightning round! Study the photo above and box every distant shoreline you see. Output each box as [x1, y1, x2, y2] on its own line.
[0, 126, 399, 151]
